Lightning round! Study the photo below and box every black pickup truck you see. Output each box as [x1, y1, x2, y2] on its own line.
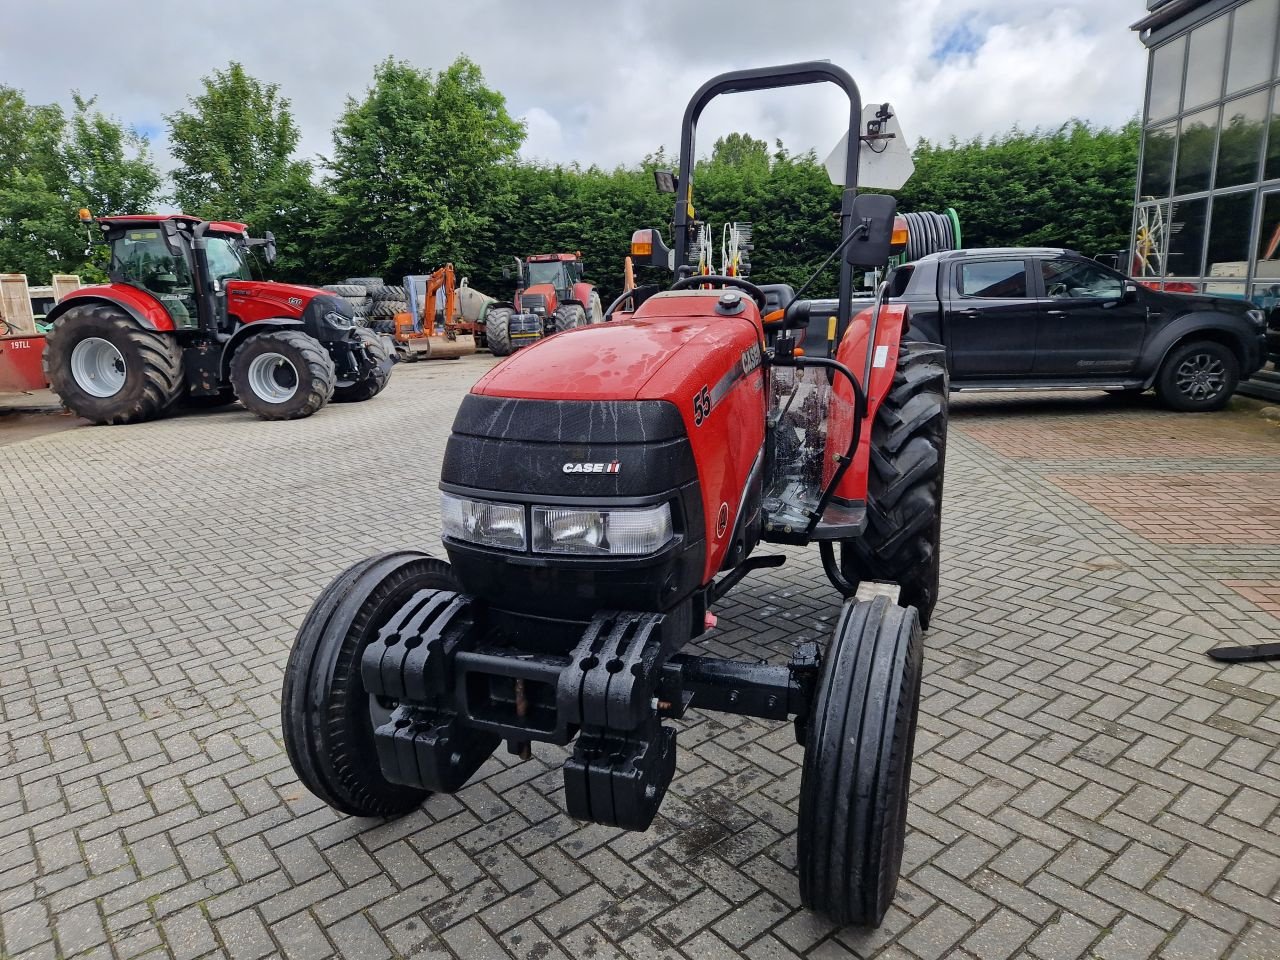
[881, 247, 1267, 411]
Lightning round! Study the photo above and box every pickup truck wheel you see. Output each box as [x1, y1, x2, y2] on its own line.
[840, 342, 948, 629]
[1156, 340, 1238, 412]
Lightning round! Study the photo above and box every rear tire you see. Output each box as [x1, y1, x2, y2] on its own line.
[281, 551, 461, 817]
[365, 284, 407, 302]
[333, 329, 392, 403]
[487, 306, 514, 356]
[840, 342, 948, 628]
[554, 304, 586, 333]
[323, 283, 368, 297]
[371, 301, 409, 318]
[587, 290, 604, 324]
[798, 597, 923, 927]
[43, 303, 183, 425]
[230, 330, 335, 421]
[1155, 340, 1238, 412]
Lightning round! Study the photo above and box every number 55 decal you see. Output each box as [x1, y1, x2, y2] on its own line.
[692, 385, 711, 426]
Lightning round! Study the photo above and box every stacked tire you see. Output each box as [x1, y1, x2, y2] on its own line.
[322, 284, 373, 326]
[356, 281, 408, 336]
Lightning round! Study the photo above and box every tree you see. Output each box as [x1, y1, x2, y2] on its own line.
[326, 56, 524, 280]
[167, 62, 311, 223]
[710, 132, 770, 171]
[0, 86, 161, 283]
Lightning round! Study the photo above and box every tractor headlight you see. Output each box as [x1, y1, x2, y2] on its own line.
[533, 504, 672, 556]
[441, 494, 526, 550]
[325, 311, 355, 329]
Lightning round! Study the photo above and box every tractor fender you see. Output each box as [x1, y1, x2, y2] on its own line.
[570, 281, 595, 307]
[220, 319, 307, 379]
[829, 303, 913, 504]
[1138, 313, 1259, 387]
[45, 286, 176, 332]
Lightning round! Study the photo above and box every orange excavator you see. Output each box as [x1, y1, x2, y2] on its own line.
[392, 263, 477, 362]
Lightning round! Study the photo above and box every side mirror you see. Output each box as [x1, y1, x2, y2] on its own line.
[844, 193, 898, 269]
[1123, 281, 1138, 302]
[653, 169, 677, 194]
[263, 231, 277, 265]
[631, 228, 674, 271]
[501, 266, 511, 279]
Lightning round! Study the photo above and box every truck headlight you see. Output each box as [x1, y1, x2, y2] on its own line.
[533, 504, 672, 556]
[441, 494, 526, 550]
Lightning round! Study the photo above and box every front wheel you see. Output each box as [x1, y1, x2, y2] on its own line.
[1155, 340, 1239, 412]
[282, 551, 464, 817]
[230, 330, 336, 420]
[486, 306, 514, 356]
[333, 329, 393, 403]
[798, 597, 923, 927]
[554, 303, 586, 333]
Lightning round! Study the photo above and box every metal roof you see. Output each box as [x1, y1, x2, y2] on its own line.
[1131, 0, 1216, 37]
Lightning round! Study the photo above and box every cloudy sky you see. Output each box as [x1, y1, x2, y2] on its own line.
[4, 0, 1151, 174]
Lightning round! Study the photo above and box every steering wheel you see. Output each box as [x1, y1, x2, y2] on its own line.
[669, 274, 768, 311]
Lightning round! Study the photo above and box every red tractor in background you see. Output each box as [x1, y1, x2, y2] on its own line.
[484, 252, 603, 356]
[42, 213, 392, 424]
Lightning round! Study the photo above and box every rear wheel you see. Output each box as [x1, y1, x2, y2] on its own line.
[798, 597, 923, 927]
[282, 551, 466, 817]
[555, 304, 587, 333]
[333, 329, 393, 403]
[840, 342, 948, 628]
[1156, 340, 1238, 412]
[487, 306, 514, 356]
[587, 290, 604, 324]
[44, 303, 183, 425]
[230, 330, 335, 420]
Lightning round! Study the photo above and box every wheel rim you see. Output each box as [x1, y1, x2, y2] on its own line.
[247, 352, 299, 403]
[70, 337, 126, 398]
[1174, 352, 1226, 401]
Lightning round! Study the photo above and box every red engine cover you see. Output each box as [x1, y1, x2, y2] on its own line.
[225, 280, 326, 322]
[474, 290, 767, 582]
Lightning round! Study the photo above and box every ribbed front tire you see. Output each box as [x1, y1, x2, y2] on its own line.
[486, 306, 514, 356]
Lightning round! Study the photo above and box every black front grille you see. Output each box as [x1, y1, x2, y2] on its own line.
[520, 293, 547, 313]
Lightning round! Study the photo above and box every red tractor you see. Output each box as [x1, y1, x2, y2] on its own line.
[484, 252, 603, 355]
[282, 63, 945, 926]
[43, 214, 392, 424]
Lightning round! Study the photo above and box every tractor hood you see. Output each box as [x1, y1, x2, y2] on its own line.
[226, 280, 328, 316]
[472, 291, 763, 403]
[519, 283, 559, 312]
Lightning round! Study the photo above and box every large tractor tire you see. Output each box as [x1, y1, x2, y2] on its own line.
[798, 597, 923, 927]
[229, 330, 336, 421]
[587, 290, 604, 324]
[486, 306, 514, 356]
[1155, 339, 1238, 412]
[371, 301, 409, 318]
[365, 284, 407, 302]
[281, 551, 496, 817]
[333, 329, 393, 403]
[554, 303, 587, 333]
[369, 318, 396, 335]
[323, 283, 368, 298]
[840, 342, 948, 628]
[43, 302, 184, 425]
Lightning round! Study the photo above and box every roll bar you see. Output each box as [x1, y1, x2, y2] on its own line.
[673, 61, 864, 331]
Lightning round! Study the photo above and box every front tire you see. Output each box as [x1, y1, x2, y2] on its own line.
[798, 597, 924, 927]
[554, 303, 586, 333]
[282, 551, 461, 817]
[1156, 340, 1238, 412]
[333, 329, 392, 403]
[487, 306, 514, 356]
[230, 330, 335, 421]
[840, 342, 948, 628]
[43, 303, 183, 425]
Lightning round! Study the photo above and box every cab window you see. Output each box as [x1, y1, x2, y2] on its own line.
[957, 260, 1028, 298]
[1040, 259, 1123, 299]
[205, 236, 252, 284]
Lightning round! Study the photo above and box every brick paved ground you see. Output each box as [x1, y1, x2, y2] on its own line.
[2, 367, 1279, 960]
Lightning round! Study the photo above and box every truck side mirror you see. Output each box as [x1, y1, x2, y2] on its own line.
[1123, 281, 1138, 302]
[263, 231, 277, 265]
[844, 194, 898, 269]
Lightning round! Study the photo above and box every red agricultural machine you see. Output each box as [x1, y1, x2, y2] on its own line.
[485, 252, 603, 355]
[42, 213, 392, 424]
[283, 62, 946, 926]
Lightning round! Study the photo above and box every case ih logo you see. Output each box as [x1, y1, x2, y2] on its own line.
[562, 461, 621, 474]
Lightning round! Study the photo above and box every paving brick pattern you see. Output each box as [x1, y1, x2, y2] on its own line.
[1, 371, 1278, 960]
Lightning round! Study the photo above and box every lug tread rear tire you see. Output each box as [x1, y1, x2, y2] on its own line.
[43, 303, 183, 425]
[333, 329, 392, 403]
[282, 551, 461, 818]
[554, 304, 586, 333]
[841, 342, 948, 628]
[487, 306, 514, 356]
[230, 330, 335, 421]
[371, 301, 409, 318]
[365, 284, 407, 302]
[323, 283, 368, 297]
[799, 597, 923, 927]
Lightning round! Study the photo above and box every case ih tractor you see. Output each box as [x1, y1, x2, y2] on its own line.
[484, 252, 603, 356]
[283, 63, 946, 926]
[43, 214, 392, 424]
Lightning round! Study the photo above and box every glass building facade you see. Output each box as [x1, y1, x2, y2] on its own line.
[1132, 0, 1280, 317]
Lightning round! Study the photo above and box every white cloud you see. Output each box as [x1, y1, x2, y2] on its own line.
[2, 0, 1149, 178]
